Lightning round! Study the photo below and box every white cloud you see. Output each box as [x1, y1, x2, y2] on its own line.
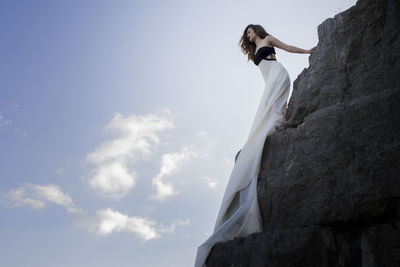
[85, 208, 160, 241]
[151, 146, 197, 201]
[0, 113, 27, 138]
[86, 111, 173, 164]
[4, 183, 82, 215]
[3, 184, 189, 242]
[158, 218, 190, 233]
[88, 162, 135, 200]
[81, 208, 190, 242]
[0, 113, 12, 127]
[85, 111, 173, 200]
[5, 186, 44, 209]
[200, 176, 218, 189]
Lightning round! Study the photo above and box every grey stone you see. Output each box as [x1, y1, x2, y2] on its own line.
[206, 0, 400, 265]
[207, 223, 400, 267]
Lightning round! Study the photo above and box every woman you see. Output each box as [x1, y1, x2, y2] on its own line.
[194, 24, 315, 267]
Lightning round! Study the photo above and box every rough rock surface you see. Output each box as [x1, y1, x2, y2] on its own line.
[206, 0, 400, 266]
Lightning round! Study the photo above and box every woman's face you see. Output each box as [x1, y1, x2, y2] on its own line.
[246, 27, 256, 43]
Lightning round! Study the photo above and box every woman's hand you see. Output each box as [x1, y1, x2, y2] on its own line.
[308, 46, 317, 54]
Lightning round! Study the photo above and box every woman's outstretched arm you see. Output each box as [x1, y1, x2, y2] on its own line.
[268, 35, 316, 54]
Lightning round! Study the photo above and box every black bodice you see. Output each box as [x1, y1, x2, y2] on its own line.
[254, 46, 276, 65]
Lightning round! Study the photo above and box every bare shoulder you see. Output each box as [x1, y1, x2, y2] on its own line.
[264, 35, 275, 46]
[265, 35, 290, 50]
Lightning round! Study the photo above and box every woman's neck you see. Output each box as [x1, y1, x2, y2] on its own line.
[254, 36, 264, 47]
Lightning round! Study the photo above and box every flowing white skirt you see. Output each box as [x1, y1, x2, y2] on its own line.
[194, 60, 291, 267]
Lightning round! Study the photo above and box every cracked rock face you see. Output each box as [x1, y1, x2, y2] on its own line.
[206, 0, 400, 266]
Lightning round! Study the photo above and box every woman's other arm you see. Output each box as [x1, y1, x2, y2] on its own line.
[267, 35, 316, 54]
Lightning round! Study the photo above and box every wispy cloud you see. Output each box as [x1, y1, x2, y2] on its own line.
[3, 183, 82, 215]
[158, 218, 190, 233]
[0, 112, 28, 139]
[83, 208, 160, 241]
[80, 208, 190, 242]
[2, 183, 189, 242]
[200, 176, 219, 189]
[0, 113, 12, 128]
[151, 146, 197, 201]
[85, 111, 173, 200]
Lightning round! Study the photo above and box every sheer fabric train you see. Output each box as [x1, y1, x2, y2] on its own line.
[194, 59, 291, 267]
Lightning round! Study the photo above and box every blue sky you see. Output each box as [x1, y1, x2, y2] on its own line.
[1, 0, 357, 266]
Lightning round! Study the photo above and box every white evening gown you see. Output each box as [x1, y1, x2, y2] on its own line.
[194, 59, 291, 267]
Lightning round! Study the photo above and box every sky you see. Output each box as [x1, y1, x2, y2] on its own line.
[0, 0, 357, 266]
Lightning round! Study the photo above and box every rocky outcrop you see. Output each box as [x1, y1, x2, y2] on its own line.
[206, 0, 400, 266]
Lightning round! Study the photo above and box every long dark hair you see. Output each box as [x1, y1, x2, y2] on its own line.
[239, 24, 271, 62]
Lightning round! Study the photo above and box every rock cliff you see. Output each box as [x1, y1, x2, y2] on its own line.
[206, 0, 400, 266]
